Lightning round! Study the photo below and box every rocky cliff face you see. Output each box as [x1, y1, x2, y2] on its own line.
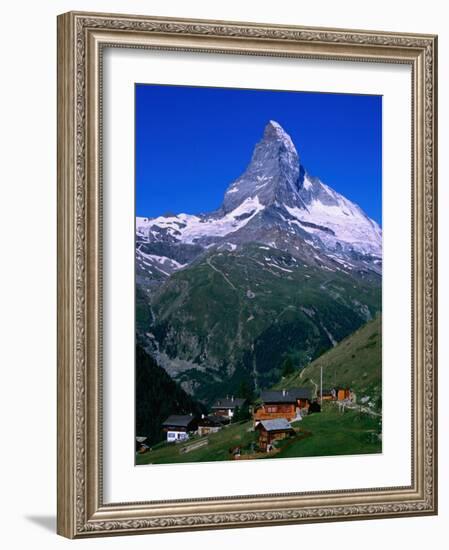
[221, 120, 306, 213]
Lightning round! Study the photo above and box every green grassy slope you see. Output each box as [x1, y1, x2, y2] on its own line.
[273, 405, 381, 459]
[273, 315, 382, 403]
[136, 405, 381, 465]
[136, 420, 254, 465]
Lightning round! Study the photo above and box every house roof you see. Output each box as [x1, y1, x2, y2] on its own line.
[211, 397, 246, 409]
[257, 418, 294, 432]
[198, 415, 225, 427]
[261, 388, 312, 403]
[162, 415, 196, 428]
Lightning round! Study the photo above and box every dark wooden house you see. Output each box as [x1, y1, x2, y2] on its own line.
[210, 396, 246, 420]
[162, 414, 198, 443]
[197, 414, 226, 437]
[256, 418, 295, 451]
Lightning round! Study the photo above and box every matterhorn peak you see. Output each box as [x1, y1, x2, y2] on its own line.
[221, 120, 302, 213]
[263, 120, 297, 151]
[138, 119, 382, 263]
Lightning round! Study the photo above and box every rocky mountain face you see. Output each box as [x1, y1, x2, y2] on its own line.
[136, 121, 382, 403]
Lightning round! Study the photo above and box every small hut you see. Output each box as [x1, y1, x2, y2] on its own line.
[197, 415, 226, 437]
[336, 387, 352, 401]
[321, 388, 336, 401]
[135, 436, 149, 453]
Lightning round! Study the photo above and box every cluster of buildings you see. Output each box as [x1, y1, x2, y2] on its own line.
[161, 396, 246, 443]
[143, 386, 353, 454]
[253, 388, 313, 451]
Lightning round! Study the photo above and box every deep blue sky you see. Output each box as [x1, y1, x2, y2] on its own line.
[135, 84, 382, 224]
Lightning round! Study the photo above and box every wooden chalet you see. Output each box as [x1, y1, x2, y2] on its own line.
[197, 414, 226, 437]
[253, 388, 312, 423]
[210, 396, 246, 420]
[162, 414, 198, 443]
[256, 418, 295, 452]
[320, 388, 336, 401]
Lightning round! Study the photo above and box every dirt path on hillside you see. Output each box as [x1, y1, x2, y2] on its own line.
[206, 256, 237, 290]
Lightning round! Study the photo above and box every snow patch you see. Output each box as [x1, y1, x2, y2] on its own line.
[137, 196, 265, 245]
[284, 193, 382, 257]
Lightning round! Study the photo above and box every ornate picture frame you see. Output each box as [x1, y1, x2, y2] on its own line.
[57, 11, 437, 538]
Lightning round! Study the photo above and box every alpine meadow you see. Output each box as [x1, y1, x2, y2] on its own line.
[135, 85, 382, 464]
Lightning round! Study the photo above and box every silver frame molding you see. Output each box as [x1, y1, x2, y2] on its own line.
[57, 11, 438, 539]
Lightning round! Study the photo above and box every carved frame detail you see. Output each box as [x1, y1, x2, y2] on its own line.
[57, 11, 437, 538]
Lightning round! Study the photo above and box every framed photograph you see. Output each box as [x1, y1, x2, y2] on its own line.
[57, 11, 438, 538]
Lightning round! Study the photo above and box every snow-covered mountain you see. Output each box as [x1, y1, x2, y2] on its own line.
[136, 120, 382, 400]
[136, 120, 382, 273]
